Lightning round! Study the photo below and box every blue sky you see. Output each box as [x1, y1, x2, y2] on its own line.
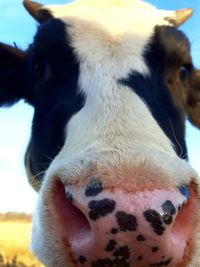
[0, 0, 200, 212]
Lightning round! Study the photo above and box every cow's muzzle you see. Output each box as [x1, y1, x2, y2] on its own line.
[51, 179, 198, 267]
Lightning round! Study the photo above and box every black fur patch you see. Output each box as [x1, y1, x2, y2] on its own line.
[119, 26, 190, 160]
[152, 247, 159, 253]
[0, 43, 27, 107]
[143, 210, 165, 235]
[162, 200, 176, 215]
[116, 211, 138, 232]
[162, 200, 176, 225]
[92, 246, 130, 267]
[91, 258, 130, 267]
[24, 19, 84, 183]
[137, 235, 145, 242]
[113, 246, 130, 259]
[137, 256, 143, 261]
[149, 257, 173, 266]
[105, 240, 117, 252]
[88, 199, 116, 220]
[85, 178, 103, 197]
[111, 228, 118, 234]
[78, 256, 87, 264]
[162, 215, 173, 225]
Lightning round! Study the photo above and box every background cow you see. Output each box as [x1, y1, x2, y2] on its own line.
[1, 0, 200, 266]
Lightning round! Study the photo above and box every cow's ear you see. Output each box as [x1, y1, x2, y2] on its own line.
[0, 42, 27, 107]
[185, 69, 200, 128]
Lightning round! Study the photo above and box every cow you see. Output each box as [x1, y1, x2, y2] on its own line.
[0, 0, 200, 266]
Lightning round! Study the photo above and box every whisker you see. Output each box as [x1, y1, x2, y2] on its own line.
[43, 154, 54, 161]
[168, 118, 184, 159]
[34, 170, 46, 178]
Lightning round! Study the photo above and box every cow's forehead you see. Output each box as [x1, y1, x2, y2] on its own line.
[44, 0, 174, 36]
[38, 0, 177, 80]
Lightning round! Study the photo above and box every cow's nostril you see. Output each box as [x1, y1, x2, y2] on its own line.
[65, 196, 92, 250]
[53, 182, 92, 251]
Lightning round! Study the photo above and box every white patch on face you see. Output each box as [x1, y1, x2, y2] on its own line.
[45, 0, 175, 77]
[40, 0, 177, 158]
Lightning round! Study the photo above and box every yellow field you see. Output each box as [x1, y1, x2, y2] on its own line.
[0, 221, 43, 267]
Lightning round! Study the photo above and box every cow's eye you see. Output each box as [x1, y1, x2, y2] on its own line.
[179, 64, 193, 80]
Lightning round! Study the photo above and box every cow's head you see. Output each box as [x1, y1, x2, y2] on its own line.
[1, 0, 200, 266]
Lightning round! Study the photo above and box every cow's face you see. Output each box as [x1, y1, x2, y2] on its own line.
[1, 0, 200, 267]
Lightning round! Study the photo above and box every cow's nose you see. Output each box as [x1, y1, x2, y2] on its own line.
[54, 180, 194, 267]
